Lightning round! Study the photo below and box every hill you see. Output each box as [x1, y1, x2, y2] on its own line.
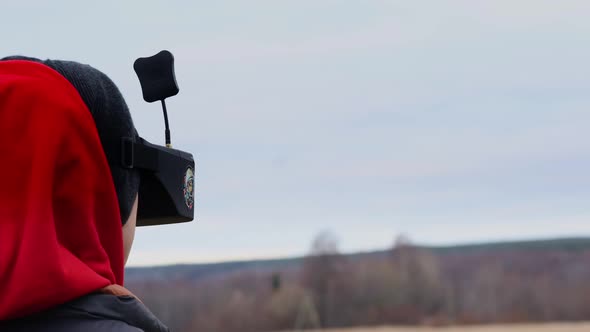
[125, 237, 590, 282]
[125, 236, 590, 331]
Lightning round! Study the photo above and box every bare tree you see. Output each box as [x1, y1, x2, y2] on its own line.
[390, 238, 445, 321]
[301, 230, 344, 328]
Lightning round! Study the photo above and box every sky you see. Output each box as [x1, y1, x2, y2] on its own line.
[2, 1, 590, 266]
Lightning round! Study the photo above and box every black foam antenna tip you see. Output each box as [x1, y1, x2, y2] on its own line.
[134, 50, 179, 103]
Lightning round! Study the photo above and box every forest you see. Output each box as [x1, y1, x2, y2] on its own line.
[126, 236, 590, 332]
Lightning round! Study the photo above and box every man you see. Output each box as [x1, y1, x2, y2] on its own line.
[0, 57, 170, 331]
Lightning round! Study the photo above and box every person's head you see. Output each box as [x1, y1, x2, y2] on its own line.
[0, 58, 142, 319]
[2, 56, 142, 262]
[45, 58, 142, 265]
[2, 56, 141, 229]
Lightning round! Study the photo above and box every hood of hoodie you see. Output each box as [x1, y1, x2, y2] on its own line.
[0, 60, 125, 319]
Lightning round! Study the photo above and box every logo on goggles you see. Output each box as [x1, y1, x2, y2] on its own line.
[183, 166, 194, 210]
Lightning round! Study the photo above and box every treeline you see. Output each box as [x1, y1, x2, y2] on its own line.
[127, 234, 590, 332]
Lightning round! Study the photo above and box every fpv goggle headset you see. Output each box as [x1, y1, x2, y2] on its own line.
[121, 50, 195, 226]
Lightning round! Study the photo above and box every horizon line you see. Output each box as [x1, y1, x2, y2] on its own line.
[125, 234, 590, 268]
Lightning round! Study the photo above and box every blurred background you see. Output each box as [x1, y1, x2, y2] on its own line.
[3, 1, 590, 331]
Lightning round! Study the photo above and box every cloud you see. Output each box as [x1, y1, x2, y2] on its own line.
[4, 0, 590, 265]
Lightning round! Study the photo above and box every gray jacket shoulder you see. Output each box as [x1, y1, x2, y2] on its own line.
[1, 317, 143, 332]
[1, 293, 168, 332]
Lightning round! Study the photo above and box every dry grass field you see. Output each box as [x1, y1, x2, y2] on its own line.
[298, 322, 590, 332]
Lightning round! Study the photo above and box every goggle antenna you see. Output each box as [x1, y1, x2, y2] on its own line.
[134, 50, 180, 148]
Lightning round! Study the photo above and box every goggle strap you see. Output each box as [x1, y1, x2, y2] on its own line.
[121, 137, 159, 171]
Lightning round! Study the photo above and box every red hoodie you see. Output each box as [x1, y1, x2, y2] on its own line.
[0, 60, 124, 320]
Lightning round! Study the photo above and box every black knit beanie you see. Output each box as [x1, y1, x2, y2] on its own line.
[1, 56, 140, 225]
